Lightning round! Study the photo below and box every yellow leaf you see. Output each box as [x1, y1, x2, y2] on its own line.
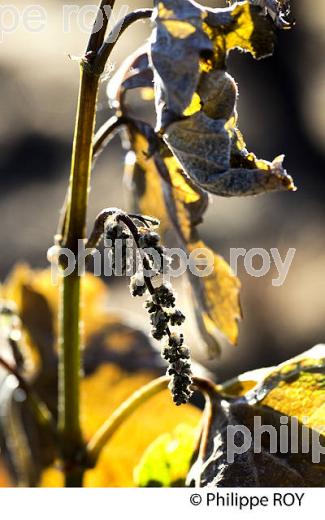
[187, 240, 241, 347]
[1, 265, 202, 487]
[134, 424, 199, 487]
[125, 133, 171, 237]
[3, 264, 110, 341]
[0, 460, 12, 487]
[251, 345, 325, 434]
[221, 346, 325, 420]
[41, 366, 201, 487]
[203, 2, 276, 65]
[162, 20, 197, 39]
[220, 344, 325, 435]
[126, 128, 241, 350]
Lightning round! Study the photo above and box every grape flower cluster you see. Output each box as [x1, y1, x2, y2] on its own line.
[105, 214, 193, 405]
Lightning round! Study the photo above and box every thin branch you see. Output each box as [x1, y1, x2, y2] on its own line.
[86, 375, 218, 466]
[92, 9, 153, 75]
[86, 0, 116, 55]
[93, 116, 159, 168]
[0, 356, 57, 435]
[195, 383, 219, 465]
[0, 356, 29, 392]
[92, 115, 128, 164]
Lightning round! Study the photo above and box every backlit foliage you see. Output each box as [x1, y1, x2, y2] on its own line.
[2, 0, 323, 490]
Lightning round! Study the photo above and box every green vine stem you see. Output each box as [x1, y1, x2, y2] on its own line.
[58, 60, 102, 487]
[86, 376, 218, 467]
[57, 1, 153, 487]
[58, 4, 109, 488]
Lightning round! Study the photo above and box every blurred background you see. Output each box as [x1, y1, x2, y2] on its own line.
[0, 0, 324, 381]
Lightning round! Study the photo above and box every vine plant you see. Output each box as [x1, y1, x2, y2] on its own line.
[56, 0, 295, 486]
[4, 0, 317, 488]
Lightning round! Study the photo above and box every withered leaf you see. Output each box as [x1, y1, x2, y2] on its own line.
[147, 1, 296, 196]
[185, 241, 241, 348]
[243, 0, 292, 29]
[150, 0, 281, 129]
[150, 0, 212, 128]
[164, 73, 296, 196]
[110, 23, 295, 198]
[106, 44, 153, 112]
[204, 1, 276, 65]
[197, 70, 238, 121]
[125, 126, 241, 353]
[189, 345, 325, 487]
[164, 110, 231, 181]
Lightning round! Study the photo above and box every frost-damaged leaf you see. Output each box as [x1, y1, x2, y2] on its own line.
[204, 1, 276, 65]
[164, 71, 296, 197]
[185, 242, 241, 347]
[148, 1, 295, 196]
[155, 155, 242, 348]
[150, 0, 280, 128]
[189, 345, 325, 486]
[113, 57, 241, 345]
[134, 424, 198, 487]
[125, 126, 241, 353]
[150, 0, 212, 128]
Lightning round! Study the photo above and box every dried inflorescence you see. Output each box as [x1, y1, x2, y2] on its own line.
[162, 333, 193, 405]
[103, 211, 193, 405]
[145, 289, 192, 405]
[105, 222, 132, 275]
